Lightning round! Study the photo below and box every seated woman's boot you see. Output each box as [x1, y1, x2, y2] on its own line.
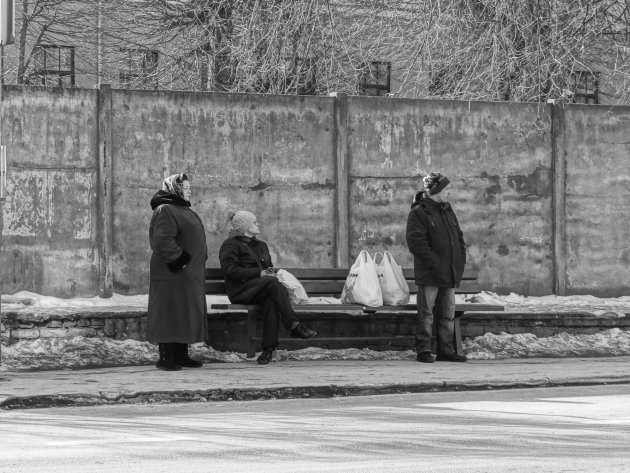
[156, 343, 182, 371]
[257, 348, 273, 365]
[174, 343, 203, 368]
[290, 323, 317, 339]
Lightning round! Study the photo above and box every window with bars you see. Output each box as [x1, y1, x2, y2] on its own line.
[119, 49, 159, 88]
[32, 45, 75, 87]
[571, 71, 599, 104]
[360, 61, 391, 96]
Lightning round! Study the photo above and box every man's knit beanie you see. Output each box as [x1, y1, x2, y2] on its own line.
[423, 172, 450, 195]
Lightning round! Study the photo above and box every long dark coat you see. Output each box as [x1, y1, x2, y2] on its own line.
[218, 232, 275, 303]
[406, 191, 467, 288]
[147, 191, 207, 343]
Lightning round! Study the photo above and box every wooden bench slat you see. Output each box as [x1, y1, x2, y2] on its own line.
[251, 336, 415, 343]
[205, 267, 480, 281]
[210, 303, 504, 312]
[207, 279, 481, 296]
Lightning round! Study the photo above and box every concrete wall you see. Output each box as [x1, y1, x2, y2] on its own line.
[0, 87, 99, 297]
[1, 86, 629, 297]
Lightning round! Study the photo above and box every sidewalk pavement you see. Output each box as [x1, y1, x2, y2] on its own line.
[1, 356, 629, 410]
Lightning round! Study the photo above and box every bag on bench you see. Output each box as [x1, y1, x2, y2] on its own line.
[341, 250, 383, 307]
[276, 269, 309, 304]
[375, 251, 410, 306]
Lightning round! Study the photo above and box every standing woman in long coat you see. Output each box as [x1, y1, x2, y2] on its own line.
[147, 173, 207, 371]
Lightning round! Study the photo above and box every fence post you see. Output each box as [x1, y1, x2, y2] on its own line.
[551, 102, 567, 296]
[330, 92, 350, 269]
[97, 84, 114, 297]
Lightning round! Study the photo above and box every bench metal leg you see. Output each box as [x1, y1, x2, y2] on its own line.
[247, 309, 257, 358]
[453, 311, 464, 355]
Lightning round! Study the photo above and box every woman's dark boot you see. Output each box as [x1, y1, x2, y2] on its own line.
[257, 348, 273, 365]
[174, 343, 203, 368]
[156, 343, 182, 371]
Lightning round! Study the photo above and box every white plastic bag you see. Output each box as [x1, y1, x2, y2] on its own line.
[276, 269, 309, 304]
[340, 250, 383, 307]
[375, 251, 410, 306]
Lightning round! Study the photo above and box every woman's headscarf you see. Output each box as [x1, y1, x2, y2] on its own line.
[150, 172, 191, 210]
[162, 173, 189, 200]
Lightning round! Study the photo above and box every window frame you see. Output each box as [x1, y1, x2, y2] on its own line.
[570, 70, 600, 104]
[360, 61, 391, 96]
[32, 45, 76, 87]
[119, 48, 160, 89]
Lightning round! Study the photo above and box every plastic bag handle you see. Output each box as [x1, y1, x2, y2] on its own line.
[372, 251, 384, 264]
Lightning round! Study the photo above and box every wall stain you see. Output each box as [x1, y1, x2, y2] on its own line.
[507, 167, 550, 197]
[249, 179, 270, 191]
[301, 180, 335, 190]
[478, 171, 502, 204]
[497, 244, 510, 256]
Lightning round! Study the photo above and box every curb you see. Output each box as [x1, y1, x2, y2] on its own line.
[3, 377, 630, 410]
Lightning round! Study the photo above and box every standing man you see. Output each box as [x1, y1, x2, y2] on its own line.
[406, 172, 467, 363]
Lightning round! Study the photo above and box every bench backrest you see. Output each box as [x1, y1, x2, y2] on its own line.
[205, 268, 480, 296]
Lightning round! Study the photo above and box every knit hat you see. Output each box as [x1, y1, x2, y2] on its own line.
[422, 172, 450, 195]
[227, 209, 257, 234]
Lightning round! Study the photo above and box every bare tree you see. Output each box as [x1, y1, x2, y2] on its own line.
[6, 0, 630, 104]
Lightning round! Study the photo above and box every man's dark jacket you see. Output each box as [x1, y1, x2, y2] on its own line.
[406, 192, 467, 287]
[219, 231, 275, 302]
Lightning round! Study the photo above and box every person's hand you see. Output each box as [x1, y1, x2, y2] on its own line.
[261, 269, 276, 278]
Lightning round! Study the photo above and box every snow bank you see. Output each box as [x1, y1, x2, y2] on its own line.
[2, 329, 630, 372]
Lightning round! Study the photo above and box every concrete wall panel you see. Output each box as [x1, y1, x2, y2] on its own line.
[347, 98, 553, 295]
[563, 105, 630, 296]
[109, 91, 336, 293]
[0, 87, 99, 297]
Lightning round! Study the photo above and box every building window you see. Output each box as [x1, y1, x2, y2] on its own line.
[119, 49, 159, 89]
[32, 45, 75, 87]
[360, 61, 391, 96]
[571, 71, 599, 104]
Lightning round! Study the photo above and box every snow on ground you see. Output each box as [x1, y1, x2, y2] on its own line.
[1, 290, 630, 371]
[469, 291, 630, 317]
[2, 329, 630, 372]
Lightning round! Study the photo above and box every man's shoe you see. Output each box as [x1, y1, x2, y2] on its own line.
[436, 352, 467, 362]
[416, 351, 434, 363]
[290, 324, 317, 339]
[257, 349, 273, 365]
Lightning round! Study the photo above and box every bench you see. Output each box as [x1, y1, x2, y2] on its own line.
[207, 268, 504, 358]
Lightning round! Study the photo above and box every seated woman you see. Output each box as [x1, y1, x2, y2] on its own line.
[219, 209, 316, 365]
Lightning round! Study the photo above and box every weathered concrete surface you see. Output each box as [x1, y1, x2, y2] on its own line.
[109, 91, 336, 293]
[0, 86, 99, 297]
[1, 87, 629, 298]
[562, 105, 630, 297]
[347, 98, 553, 295]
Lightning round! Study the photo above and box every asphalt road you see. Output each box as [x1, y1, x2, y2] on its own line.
[2, 385, 629, 473]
